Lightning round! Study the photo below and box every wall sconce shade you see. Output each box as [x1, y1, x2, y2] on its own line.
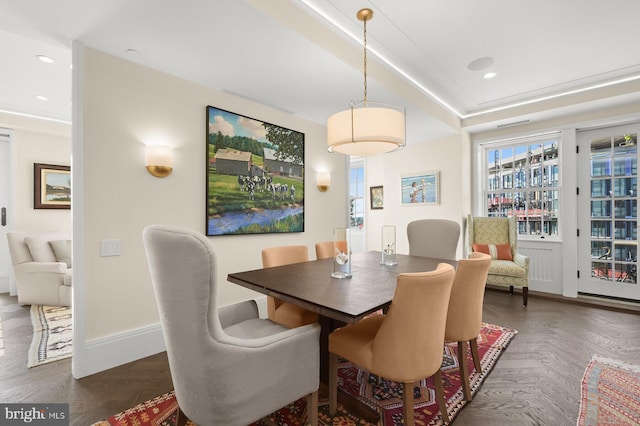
[146, 145, 173, 178]
[317, 171, 331, 192]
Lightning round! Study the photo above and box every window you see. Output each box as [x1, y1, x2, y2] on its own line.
[482, 133, 560, 238]
[350, 161, 365, 229]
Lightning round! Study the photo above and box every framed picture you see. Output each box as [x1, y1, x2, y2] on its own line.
[206, 105, 305, 236]
[401, 171, 439, 205]
[370, 185, 383, 210]
[34, 163, 71, 209]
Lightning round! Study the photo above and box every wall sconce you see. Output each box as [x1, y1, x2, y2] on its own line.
[317, 171, 331, 192]
[146, 145, 173, 178]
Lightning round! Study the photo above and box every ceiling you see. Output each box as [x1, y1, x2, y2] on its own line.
[1, 0, 639, 143]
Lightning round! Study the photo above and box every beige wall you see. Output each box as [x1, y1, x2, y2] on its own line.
[0, 114, 71, 234]
[365, 134, 467, 257]
[76, 47, 347, 375]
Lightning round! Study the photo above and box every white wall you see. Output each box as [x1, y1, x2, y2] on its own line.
[365, 134, 467, 257]
[470, 105, 640, 298]
[0, 114, 71, 235]
[74, 47, 348, 377]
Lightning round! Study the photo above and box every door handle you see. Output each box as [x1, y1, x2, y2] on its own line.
[1, 207, 5, 226]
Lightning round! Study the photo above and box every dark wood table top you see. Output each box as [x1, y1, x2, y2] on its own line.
[227, 251, 456, 324]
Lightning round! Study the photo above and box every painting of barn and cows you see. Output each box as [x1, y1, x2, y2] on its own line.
[206, 105, 305, 236]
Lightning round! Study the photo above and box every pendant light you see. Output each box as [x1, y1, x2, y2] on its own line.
[327, 8, 406, 156]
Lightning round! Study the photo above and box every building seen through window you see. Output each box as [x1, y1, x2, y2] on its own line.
[484, 135, 560, 238]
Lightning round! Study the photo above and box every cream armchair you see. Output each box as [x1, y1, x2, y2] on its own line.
[467, 215, 530, 306]
[7, 232, 72, 306]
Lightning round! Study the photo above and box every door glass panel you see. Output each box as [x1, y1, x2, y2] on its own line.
[588, 133, 637, 285]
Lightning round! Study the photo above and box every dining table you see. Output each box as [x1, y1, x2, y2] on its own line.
[227, 250, 457, 421]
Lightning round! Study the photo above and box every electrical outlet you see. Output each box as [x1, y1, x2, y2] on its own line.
[101, 239, 121, 257]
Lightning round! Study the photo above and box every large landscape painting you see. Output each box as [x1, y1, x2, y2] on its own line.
[206, 106, 305, 236]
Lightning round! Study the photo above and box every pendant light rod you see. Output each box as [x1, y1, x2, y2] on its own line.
[326, 7, 406, 156]
[357, 8, 373, 106]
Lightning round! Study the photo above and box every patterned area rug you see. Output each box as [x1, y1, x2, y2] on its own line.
[578, 355, 640, 426]
[27, 305, 72, 368]
[93, 323, 516, 426]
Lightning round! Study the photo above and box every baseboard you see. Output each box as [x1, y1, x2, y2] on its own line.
[75, 322, 166, 378]
[486, 285, 640, 314]
[75, 296, 268, 378]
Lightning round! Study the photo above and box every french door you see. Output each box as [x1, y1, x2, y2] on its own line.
[578, 123, 640, 300]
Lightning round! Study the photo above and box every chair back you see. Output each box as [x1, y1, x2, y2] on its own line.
[407, 219, 460, 260]
[262, 245, 309, 267]
[315, 241, 334, 260]
[261, 245, 309, 319]
[445, 252, 491, 342]
[467, 215, 518, 257]
[143, 225, 225, 418]
[371, 263, 455, 382]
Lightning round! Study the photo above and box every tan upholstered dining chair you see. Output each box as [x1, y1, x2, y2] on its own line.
[262, 245, 319, 328]
[143, 225, 320, 426]
[315, 241, 334, 260]
[328, 263, 455, 425]
[407, 219, 460, 260]
[445, 252, 492, 401]
[467, 214, 530, 306]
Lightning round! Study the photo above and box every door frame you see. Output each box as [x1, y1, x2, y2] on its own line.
[577, 122, 640, 300]
[0, 129, 14, 294]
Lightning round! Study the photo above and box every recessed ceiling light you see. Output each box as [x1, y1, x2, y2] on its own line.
[36, 55, 55, 64]
[484, 72, 497, 79]
[467, 57, 494, 71]
[35, 95, 48, 101]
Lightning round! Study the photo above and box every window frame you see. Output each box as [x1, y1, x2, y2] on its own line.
[479, 132, 562, 241]
[349, 159, 365, 230]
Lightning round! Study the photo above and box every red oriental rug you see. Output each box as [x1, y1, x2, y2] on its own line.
[93, 322, 516, 426]
[578, 355, 640, 426]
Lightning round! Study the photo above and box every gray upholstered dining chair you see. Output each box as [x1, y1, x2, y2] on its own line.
[407, 219, 461, 260]
[143, 225, 320, 426]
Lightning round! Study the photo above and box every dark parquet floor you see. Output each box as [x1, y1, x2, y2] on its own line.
[1, 289, 640, 425]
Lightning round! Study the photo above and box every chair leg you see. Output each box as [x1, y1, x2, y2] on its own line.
[307, 390, 318, 426]
[176, 406, 188, 426]
[329, 353, 338, 416]
[402, 382, 414, 425]
[457, 341, 472, 401]
[470, 337, 482, 374]
[523, 286, 528, 307]
[509, 285, 514, 295]
[433, 369, 450, 424]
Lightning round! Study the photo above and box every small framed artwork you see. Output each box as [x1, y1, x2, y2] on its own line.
[401, 171, 439, 205]
[34, 163, 71, 209]
[370, 186, 383, 210]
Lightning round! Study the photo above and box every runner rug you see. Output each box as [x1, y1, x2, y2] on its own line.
[27, 305, 72, 368]
[93, 322, 516, 426]
[578, 355, 640, 426]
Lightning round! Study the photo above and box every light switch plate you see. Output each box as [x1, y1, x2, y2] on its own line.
[101, 239, 121, 257]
